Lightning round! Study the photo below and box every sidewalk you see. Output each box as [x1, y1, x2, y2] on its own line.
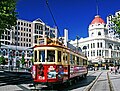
[109, 72, 120, 91]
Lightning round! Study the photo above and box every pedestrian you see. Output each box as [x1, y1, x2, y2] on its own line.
[118, 67, 120, 74]
[115, 66, 117, 74]
[110, 67, 113, 74]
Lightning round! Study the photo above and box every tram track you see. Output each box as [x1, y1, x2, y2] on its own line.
[107, 72, 114, 91]
[84, 71, 114, 91]
[27, 71, 99, 91]
[84, 71, 103, 91]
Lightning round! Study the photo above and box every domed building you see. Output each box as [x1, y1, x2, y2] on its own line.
[70, 15, 120, 69]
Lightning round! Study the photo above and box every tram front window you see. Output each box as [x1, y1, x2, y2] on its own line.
[39, 50, 45, 62]
[34, 51, 37, 62]
[47, 50, 55, 62]
[58, 51, 61, 62]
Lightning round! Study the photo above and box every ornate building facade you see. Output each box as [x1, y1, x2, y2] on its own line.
[70, 15, 120, 69]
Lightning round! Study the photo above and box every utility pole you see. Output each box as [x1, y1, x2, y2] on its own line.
[76, 35, 80, 52]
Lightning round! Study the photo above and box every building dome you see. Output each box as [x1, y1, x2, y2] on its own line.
[90, 15, 105, 25]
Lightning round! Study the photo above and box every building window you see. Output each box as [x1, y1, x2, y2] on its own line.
[18, 22, 20, 25]
[26, 33, 28, 37]
[24, 23, 26, 26]
[109, 45, 112, 49]
[29, 39, 31, 42]
[29, 29, 31, 32]
[93, 50, 95, 56]
[21, 27, 23, 30]
[29, 34, 31, 37]
[21, 33, 23, 36]
[29, 44, 31, 47]
[29, 24, 31, 27]
[97, 42, 99, 48]
[91, 32, 94, 36]
[91, 43, 92, 48]
[88, 44, 89, 49]
[93, 43, 95, 48]
[8, 36, 10, 40]
[98, 32, 101, 35]
[21, 22, 23, 25]
[97, 50, 98, 56]
[100, 42, 102, 48]
[88, 51, 89, 57]
[99, 50, 101, 56]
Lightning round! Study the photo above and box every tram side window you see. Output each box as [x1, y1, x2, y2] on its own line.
[47, 50, 55, 62]
[58, 51, 61, 62]
[77, 57, 79, 65]
[34, 50, 37, 62]
[72, 55, 75, 65]
[83, 59, 87, 65]
[70, 54, 73, 65]
[63, 52, 68, 64]
[39, 50, 45, 62]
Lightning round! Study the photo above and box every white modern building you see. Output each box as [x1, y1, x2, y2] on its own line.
[0, 18, 57, 69]
[70, 15, 120, 69]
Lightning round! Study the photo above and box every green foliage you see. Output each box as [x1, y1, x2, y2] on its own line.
[21, 55, 25, 66]
[16, 60, 20, 67]
[111, 15, 120, 34]
[0, 56, 6, 65]
[0, 0, 17, 45]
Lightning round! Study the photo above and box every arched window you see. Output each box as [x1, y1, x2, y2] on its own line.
[3, 49, 6, 56]
[98, 32, 101, 35]
[109, 45, 112, 49]
[117, 46, 119, 50]
[91, 32, 94, 36]
[83, 46, 87, 50]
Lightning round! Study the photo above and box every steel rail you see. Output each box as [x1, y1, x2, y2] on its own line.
[84, 72, 102, 91]
[107, 72, 114, 91]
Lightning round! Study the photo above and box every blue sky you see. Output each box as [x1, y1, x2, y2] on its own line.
[16, 0, 120, 40]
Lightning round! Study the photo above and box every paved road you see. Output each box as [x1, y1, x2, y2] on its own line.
[90, 71, 110, 91]
[0, 71, 33, 91]
[1, 70, 120, 91]
[109, 72, 120, 91]
[70, 71, 101, 91]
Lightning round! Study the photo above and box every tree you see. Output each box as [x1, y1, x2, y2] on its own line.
[0, 55, 6, 65]
[21, 55, 25, 68]
[0, 0, 17, 45]
[111, 15, 120, 34]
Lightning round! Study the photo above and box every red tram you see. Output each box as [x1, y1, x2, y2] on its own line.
[31, 37, 88, 86]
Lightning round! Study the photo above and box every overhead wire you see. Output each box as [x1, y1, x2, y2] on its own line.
[45, 0, 61, 37]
